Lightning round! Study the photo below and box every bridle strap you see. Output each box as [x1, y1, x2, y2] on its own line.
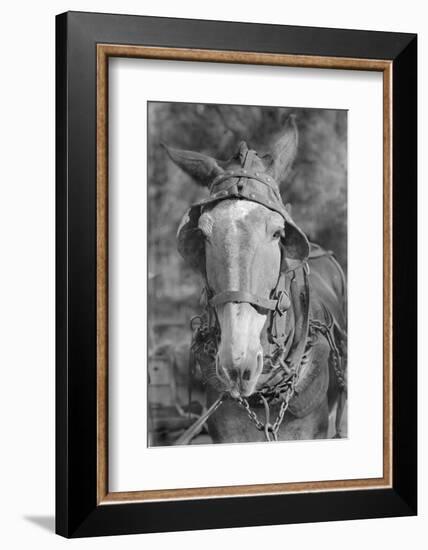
[208, 249, 293, 315]
[209, 290, 278, 311]
[210, 170, 281, 199]
[286, 266, 311, 372]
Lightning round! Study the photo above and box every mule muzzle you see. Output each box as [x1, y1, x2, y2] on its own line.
[217, 348, 263, 398]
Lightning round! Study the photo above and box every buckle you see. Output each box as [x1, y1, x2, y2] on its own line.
[276, 290, 291, 315]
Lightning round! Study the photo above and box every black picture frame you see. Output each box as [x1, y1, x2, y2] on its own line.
[56, 10, 417, 538]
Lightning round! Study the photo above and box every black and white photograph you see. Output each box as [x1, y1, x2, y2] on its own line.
[147, 102, 348, 446]
[0, 0, 421, 545]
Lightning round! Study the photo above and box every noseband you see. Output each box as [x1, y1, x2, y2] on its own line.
[210, 290, 279, 312]
[209, 276, 292, 315]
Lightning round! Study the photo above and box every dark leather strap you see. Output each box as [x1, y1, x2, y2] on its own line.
[210, 170, 279, 195]
[209, 290, 278, 311]
[287, 266, 311, 373]
[268, 272, 293, 347]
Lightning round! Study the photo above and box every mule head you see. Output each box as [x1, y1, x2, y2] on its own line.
[165, 117, 309, 397]
[200, 200, 284, 396]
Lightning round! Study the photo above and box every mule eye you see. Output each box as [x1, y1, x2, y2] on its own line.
[272, 229, 283, 240]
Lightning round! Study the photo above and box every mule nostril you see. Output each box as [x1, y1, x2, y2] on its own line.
[242, 368, 251, 381]
[256, 352, 263, 374]
[229, 368, 239, 382]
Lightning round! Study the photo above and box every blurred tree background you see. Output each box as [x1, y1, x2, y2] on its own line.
[147, 102, 347, 353]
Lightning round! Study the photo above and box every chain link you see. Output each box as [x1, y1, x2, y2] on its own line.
[237, 381, 294, 442]
[236, 396, 265, 431]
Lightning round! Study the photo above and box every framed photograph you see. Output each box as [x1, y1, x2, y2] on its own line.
[56, 11, 417, 537]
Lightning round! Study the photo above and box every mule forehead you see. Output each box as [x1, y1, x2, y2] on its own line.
[211, 200, 262, 231]
[199, 200, 283, 238]
[200, 200, 283, 290]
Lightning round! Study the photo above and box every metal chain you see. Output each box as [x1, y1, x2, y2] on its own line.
[241, 320, 347, 442]
[272, 391, 293, 434]
[190, 311, 347, 442]
[190, 313, 298, 442]
[237, 381, 294, 442]
[236, 396, 265, 431]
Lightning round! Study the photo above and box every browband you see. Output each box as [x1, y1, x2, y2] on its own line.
[210, 170, 279, 192]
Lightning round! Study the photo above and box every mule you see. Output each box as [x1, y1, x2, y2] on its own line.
[164, 117, 347, 443]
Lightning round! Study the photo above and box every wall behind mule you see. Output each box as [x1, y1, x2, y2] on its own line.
[0, 0, 424, 548]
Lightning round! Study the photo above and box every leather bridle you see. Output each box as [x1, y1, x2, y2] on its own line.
[208, 266, 292, 316]
[210, 290, 283, 312]
[204, 170, 294, 317]
[202, 259, 311, 391]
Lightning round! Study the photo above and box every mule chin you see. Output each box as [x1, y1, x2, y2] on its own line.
[241, 380, 259, 397]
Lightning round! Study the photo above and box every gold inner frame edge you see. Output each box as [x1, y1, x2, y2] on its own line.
[96, 44, 393, 504]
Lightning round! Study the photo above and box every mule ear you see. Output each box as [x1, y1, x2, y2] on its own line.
[267, 115, 298, 182]
[162, 144, 223, 187]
